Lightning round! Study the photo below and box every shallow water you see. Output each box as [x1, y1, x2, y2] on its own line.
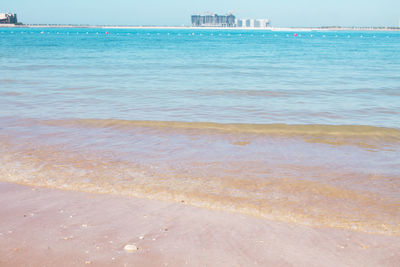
[1, 28, 399, 235]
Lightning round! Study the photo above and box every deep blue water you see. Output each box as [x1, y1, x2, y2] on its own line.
[1, 27, 400, 127]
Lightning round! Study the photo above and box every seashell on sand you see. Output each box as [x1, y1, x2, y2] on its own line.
[124, 244, 139, 252]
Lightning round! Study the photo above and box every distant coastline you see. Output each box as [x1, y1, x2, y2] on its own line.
[1, 24, 400, 31]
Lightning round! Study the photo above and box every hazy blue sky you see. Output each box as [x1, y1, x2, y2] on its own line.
[2, 0, 400, 27]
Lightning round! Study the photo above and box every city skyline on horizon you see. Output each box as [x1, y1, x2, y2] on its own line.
[2, 0, 400, 27]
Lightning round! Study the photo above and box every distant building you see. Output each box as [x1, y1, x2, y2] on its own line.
[191, 13, 270, 28]
[0, 13, 17, 24]
[191, 14, 236, 27]
[254, 19, 270, 28]
[235, 19, 243, 27]
[236, 18, 270, 28]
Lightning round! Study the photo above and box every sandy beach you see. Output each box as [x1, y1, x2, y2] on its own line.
[1, 182, 399, 266]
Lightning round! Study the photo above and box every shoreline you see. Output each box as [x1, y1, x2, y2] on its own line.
[1, 181, 399, 266]
[1, 24, 400, 31]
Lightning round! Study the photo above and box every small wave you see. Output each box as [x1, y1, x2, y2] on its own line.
[1, 91, 22, 96]
[36, 119, 400, 150]
[183, 89, 292, 97]
[44, 119, 400, 140]
[0, 139, 399, 236]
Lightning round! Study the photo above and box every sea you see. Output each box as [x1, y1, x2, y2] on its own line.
[1, 27, 400, 235]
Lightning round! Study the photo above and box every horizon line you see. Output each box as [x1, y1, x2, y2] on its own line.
[1, 23, 400, 29]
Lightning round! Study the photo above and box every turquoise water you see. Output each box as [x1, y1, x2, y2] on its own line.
[1, 28, 400, 235]
[1, 28, 400, 126]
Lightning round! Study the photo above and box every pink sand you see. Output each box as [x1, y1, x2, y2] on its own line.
[0, 182, 399, 266]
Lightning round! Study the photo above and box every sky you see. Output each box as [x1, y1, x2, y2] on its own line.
[2, 0, 400, 27]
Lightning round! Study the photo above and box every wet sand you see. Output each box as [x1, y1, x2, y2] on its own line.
[0, 182, 399, 266]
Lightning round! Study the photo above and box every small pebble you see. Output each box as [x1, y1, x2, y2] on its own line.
[139, 236, 144, 240]
[82, 224, 88, 228]
[85, 260, 91, 264]
[360, 244, 370, 249]
[124, 244, 138, 253]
